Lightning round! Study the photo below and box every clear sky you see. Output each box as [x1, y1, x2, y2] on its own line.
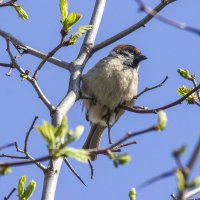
[0, 0, 200, 199]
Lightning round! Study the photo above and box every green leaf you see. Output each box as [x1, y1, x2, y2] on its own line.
[129, 188, 137, 200]
[54, 117, 68, 140]
[58, 147, 90, 163]
[23, 180, 36, 200]
[63, 13, 82, 33]
[0, 166, 12, 175]
[177, 68, 192, 80]
[60, 0, 68, 24]
[14, 5, 29, 20]
[73, 125, 84, 141]
[118, 154, 131, 165]
[190, 176, 200, 187]
[177, 86, 197, 103]
[108, 153, 131, 167]
[20, 70, 29, 81]
[175, 169, 185, 192]
[36, 121, 56, 150]
[69, 25, 93, 45]
[18, 176, 26, 198]
[157, 110, 167, 131]
[173, 145, 187, 157]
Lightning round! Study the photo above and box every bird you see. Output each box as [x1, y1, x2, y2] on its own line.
[81, 44, 147, 160]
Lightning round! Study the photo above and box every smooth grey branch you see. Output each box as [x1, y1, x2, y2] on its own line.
[92, 0, 176, 53]
[0, 29, 70, 70]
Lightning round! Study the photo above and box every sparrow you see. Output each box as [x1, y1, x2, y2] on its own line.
[81, 44, 147, 160]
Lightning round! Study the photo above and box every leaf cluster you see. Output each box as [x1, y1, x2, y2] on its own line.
[18, 176, 36, 200]
[36, 117, 90, 163]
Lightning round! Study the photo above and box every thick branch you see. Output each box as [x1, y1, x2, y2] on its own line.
[42, 1, 107, 200]
[184, 186, 200, 199]
[92, 0, 176, 53]
[0, 29, 70, 70]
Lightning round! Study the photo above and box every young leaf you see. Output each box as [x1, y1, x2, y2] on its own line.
[63, 13, 82, 33]
[58, 147, 90, 163]
[20, 70, 29, 81]
[190, 176, 200, 187]
[177, 68, 192, 80]
[129, 188, 137, 200]
[0, 166, 12, 175]
[157, 110, 167, 131]
[14, 5, 29, 20]
[173, 145, 187, 157]
[18, 176, 26, 198]
[54, 116, 68, 140]
[36, 121, 56, 149]
[23, 180, 36, 200]
[73, 125, 84, 141]
[175, 169, 186, 192]
[118, 154, 131, 165]
[60, 0, 68, 24]
[69, 25, 93, 45]
[177, 86, 197, 103]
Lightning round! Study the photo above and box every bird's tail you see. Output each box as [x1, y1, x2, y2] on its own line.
[83, 125, 105, 161]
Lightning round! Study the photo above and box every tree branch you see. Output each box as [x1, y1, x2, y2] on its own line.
[0, 142, 16, 151]
[184, 186, 200, 199]
[89, 125, 158, 155]
[4, 188, 16, 200]
[63, 158, 86, 186]
[92, 0, 176, 54]
[121, 84, 200, 114]
[0, 29, 70, 70]
[135, 0, 200, 37]
[134, 76, 168, 99]
[33, 37, 65, 80]
[42, 1, 107, 200]
[6, 39, 55, 112]
[0, 0, 16, 8]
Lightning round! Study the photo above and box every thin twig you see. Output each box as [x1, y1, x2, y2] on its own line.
[0, 29, 70, 70]
[138, 169, 175, 188]
[89, 126, 158, 155]
[134, 76, 168, 99]
[0, 63, 13, 68]
[0, 155, 50, 167]
[92, 0, 176, 53]
[4, 188, 16, 200]
[33, 38, 65, 80]
[6, 39, 55, 112]
[24, 116, 38, 152]
[88, 159, 94, 179]
[191, 75, 200, 103]
[0, 154, 27, 159]
[135, 0, 200, 37]
[171, 194, 178, 200]
[63, 158, 86, 186]
[121, 84, 200, 114]
[0, 0, 16, 8]
[114, 141, 137, 150]
[186, 136, 200, 173]
[0, 142, 16, 151]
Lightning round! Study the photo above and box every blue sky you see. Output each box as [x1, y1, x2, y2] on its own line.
[0, 0, 200, 199]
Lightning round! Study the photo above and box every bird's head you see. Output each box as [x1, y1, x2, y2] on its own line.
[110, 44, 147, 68]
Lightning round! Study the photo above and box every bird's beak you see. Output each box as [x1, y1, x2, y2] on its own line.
[135, 54, 147, 62]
